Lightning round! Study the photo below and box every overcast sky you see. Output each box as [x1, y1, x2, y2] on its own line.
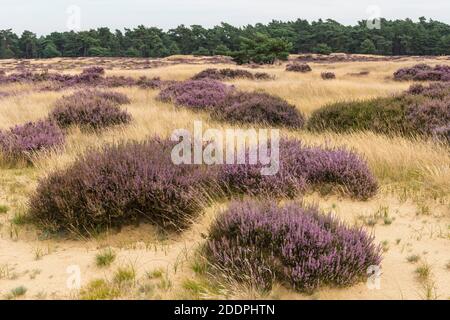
[1, 0, 449, 35]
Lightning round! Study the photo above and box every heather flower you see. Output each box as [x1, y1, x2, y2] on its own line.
[213, 91, 305, 128]
[205, 200, 382, 292]
[0, 120, 65, 162]
[219, 139, 378, 200]
[28, 138, 221, 233]
[394, 64, 450, 81]
[406, 98, 450, 135]
[0, 67, 163, 89]
[158, 79, 233, 109]
[50, 90, 132, 130]
[192, 68, 272, 81]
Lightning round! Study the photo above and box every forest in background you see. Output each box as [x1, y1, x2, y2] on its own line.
[1, 17, 450, 61]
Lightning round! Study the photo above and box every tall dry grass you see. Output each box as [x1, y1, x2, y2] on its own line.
[0, 59, 448, 203]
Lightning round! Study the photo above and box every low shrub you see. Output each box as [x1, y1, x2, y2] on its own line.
[205, 200, 382, 292]
[28, 138, 221, 233]
[50, 90, 132, 130]
[253, 72, 273, 80]
[394, 64, 450, 81]
[219, 139, 378, 200]
[286, 63, 312, 73]
[406, 98, 450, 136]
[407, 82, 450, 99]
[321, 72, 336, 80]
[212, 91, 305, 128]
[192, 68, 273, 81]
[28, 135, 377, 233]
[291, 144, 378, 200]
[0, 67, 164, 89]
[158, 80, 233, 109]
[0, 120, 64, 163]
[308, 83, 450, 139]
[308, 96, 413, 134]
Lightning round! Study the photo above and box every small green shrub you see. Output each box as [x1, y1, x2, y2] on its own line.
[6, 286, 27, 299]
[95, 248, 116, 267]
[113, 266, 136, 285]
[0, 205, 9, 214]
[79, 279, 119, 300]
[308, 96, 415, 134]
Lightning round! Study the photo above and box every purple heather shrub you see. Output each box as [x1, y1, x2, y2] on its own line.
[394, 64, 450, 81]
[191, 68, 273, 81]
[0, 67, 163, 89]
[157, 79, 233, 109]
[213, 91, 305, 128]
[205, 200, 382, 292]
[219, 139, 378, 200]
[406, 82, 450, 99]
[406, 98, 450, 136]
[286, 63, 312, 73]
[289, 144, 378, 200]
[50, 90, 132, 130]
[218, 145, 307, 198]
[28, 138, 221, 233]
[321, 72, 336, 80]
[0, 120, 64, 162]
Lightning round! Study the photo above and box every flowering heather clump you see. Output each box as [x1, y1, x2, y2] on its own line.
[321, 72, 336, 80]
[157, 80, 233, 109]
[285, 63, 312, 73]
[406, 82, 450, 99]
[394, 64, 450, 81]
[0, 67, 163, 89]
[205, 200, 382, 292]
[289, 144, 378, 200]
[406, 98, 450, 136]
[28, 138, 221, 233]
[219, 139, 378, 200]
[213, 91, 305, 128]
[51, 90, 132, 130]
[218, 147, 307, 199]
[82, 89, 131, 105]
[0, 120, 64, 162]
[191, 68, 272, 81]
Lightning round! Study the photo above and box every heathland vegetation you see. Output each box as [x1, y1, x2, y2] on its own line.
[0, 52, 449, 299]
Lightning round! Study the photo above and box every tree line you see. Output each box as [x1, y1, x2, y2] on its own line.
[1, 17, 450, 63]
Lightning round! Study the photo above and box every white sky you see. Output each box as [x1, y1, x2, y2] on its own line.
[1, 0, 449, 35]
